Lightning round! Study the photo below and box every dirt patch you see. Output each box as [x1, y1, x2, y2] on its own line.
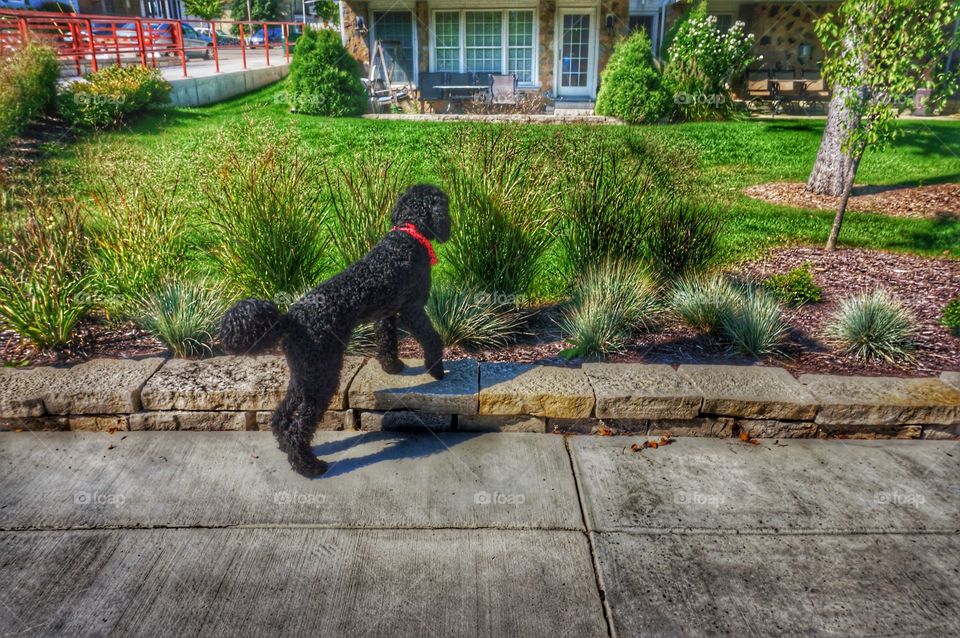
[743, 181, 960, 219]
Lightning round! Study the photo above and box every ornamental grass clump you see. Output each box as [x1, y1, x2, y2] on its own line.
[559, 259, 659, 359]
[137, 278, 228, 357]
[720, 286, 790, 358]
[669, 274, 739, 334]
[826, 289, 916, 363]
[426, 283, 525, 349]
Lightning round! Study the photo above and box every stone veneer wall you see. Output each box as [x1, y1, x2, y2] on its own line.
[742, 2, 836, 73]
[537, 0, 556, 98]
[342, 1, 371, 76]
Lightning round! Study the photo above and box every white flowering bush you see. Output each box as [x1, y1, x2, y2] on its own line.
[665, 15, 759, 120]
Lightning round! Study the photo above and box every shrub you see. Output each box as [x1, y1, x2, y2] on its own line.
[720, 286, 790, 357]
[595, 29, 672, 124]
[287, 28, 367, 116]
[0, 203, 89, 351]
[669, 274, 739, 334]
[941, 297, 960, 336]
[763, 264, 823, 306]
[426, 284, 525, 349]
[325, 149, 410, 269]
[205, 147, 329, 306]
[0, 43, 59, 150]
[826, 290, 916, 363]
[641, 200, 722, 282]
[559, 259, 659, 359]
[440, 126, 556, 298]
[137, 278, 228, 357]
[85, 180, 189, 321]
[57, 65, 171, 128]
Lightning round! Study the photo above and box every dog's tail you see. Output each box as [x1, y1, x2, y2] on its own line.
[219, 298, 287, 355]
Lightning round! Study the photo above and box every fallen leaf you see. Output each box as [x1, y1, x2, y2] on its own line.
[107, 427, 118, 435]
[597, 425, 615, 436]
[739, 432, 750, 443]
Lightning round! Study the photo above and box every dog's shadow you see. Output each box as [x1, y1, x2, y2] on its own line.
[310, 430, 482, 479]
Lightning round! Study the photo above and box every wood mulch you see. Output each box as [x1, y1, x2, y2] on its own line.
[743, 181, 960, 219]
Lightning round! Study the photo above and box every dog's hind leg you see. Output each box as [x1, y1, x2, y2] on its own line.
[375, 316, 405, 374]
[399, 305, 445, 380]
[270, 380, 302, 456]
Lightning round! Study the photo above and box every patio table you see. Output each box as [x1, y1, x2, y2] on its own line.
[435, 85, 490, 112]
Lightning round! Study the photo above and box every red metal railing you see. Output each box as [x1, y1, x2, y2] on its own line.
[0, 8, 303, 78]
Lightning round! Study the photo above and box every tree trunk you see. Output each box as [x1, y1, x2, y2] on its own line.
[806, 87, 860, 197]
[825, 152, 862, 251]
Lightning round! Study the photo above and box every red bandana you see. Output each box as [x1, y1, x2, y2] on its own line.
[392, 223, 438, 267]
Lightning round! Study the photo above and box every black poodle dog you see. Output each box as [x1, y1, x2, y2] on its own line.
[219, 184, 451, 477]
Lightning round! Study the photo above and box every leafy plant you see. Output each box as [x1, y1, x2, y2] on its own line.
[0, 43, 59, 151]
[440, 126, 556, 298]
[426, 283, 525, 349]
[137, 278, 228, 357]
[669, 274, 739, 334]
[559, 259, 659, 359]
[0, 203, 89, 350]
[287, 28, 367, 116]
[826, 289, 916, 363]
[719, 286, 790, 357]
[205, 147, 330, 306]
[595, 29, 672, 124]
[57, 66, 171, 128]
[763, 264, 823, 306]
[941, 297, 960, 336]
[641, 199, 722, 283]
[183, 0, 223, 19]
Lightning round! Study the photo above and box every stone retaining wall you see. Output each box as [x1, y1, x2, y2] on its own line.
[2, 357, 959, 440]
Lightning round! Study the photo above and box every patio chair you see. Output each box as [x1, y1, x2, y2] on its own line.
[491, 74, 518, 105]
[419, 72, 444, 101]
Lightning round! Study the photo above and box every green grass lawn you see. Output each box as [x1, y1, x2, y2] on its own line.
[38, 81, 960, 263]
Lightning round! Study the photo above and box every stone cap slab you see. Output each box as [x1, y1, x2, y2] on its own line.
[941, 371, 960, 391]
[0, 367, 50, 417]
[480, 363, 594, 418]
[800, 374, 960, 426]
[348, 358, 478, 414]
[142, 356, 362, 411]
[584, 363, 701, 420]
[678, 364, 818, 421]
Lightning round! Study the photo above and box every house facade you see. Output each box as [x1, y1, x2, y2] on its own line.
[338, 0, 839, 104]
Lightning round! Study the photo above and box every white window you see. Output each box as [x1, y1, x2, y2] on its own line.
[431, 9, 537, 84]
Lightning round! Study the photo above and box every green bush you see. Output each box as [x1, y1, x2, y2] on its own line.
[720, 286, 789, 357]
[641, 200, 722, 283]
[288, 28, 367, 116]
[763, 264, 823, 306]
[0, 43, 59, 150]
[57, 65, 171, 128]
[827, 290, 916, 363]
[669, 274, 739, 334]
[0, 204, 89, 351]
[441, 126, 556, 298]
[941, 297, 960, 336]
[205, 147, 329, 306]
[595, 29, 672, 124]
[137, 278, 228, 357]
[559, 259, 659, 359]
[426, 284, 525, 349]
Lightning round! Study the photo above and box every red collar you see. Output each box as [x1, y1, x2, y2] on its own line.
[392, 223, 438, 266]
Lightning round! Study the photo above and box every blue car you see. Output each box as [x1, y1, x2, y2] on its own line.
[248, 25, 301, 48]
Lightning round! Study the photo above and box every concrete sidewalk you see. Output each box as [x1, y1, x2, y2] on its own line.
[0, 432, 958, 637]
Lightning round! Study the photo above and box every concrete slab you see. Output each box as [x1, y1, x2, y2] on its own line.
[570, 437, 960, 533]
[584, 363, 702, 419]
[348, 358, 478, 415]
[678, 364, 818, 420]
[801, 374, 960, 426]
[942, 371, 960, 391]
[0, 527, 607, 638]
[0, 431, 582, 531]
[480, 363, 594, 418]
[596, 532, 960, 638]
[459, 414, 547, 432]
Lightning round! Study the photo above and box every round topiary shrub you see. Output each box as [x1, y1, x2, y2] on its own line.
[287, 28, 367, 116]
[595, 29, 672, 124]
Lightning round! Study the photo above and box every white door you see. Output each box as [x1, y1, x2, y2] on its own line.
[556, 9, 597, 98]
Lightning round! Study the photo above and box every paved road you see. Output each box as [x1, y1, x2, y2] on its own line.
[0, 432, 957, 637]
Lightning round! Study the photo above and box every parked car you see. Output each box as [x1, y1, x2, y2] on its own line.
[248, 25, 301, 48]
[193, 26, 241, 46]
[114, 21, 212, 59]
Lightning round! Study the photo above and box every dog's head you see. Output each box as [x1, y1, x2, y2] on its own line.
[391, 184, 451, 243]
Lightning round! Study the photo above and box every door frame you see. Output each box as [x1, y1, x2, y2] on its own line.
[554, 6, 599, 99]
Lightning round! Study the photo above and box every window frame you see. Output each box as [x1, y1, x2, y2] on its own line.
[628, 11, 660, 53]
[370, 9, 419, 86]
[429, 8, 539, 87]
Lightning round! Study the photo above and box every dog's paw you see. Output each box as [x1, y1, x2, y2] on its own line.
[292, 456, 328, 478]
[427, 362, 445, 380]
[379, 359, 406, 375]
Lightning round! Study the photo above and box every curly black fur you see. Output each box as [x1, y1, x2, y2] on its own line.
[219, 184, 451, 478]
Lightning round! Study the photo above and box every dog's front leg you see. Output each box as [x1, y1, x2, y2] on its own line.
[375, 316, 405, 374]
[400, 305, 444, 380]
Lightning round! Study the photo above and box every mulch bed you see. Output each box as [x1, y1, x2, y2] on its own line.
[743, 181, 960, 219]
[4, 248, 958, 378]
